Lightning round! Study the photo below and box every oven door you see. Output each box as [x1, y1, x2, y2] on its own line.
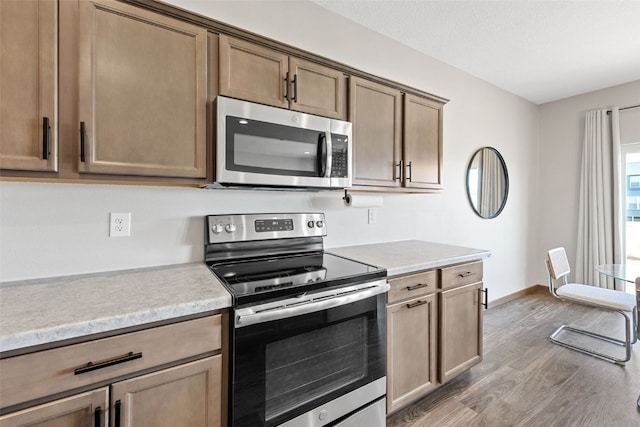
[230, 281, 388, 427]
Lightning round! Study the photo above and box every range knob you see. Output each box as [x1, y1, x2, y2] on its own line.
[315, 220, 324, 228]
[307, 220, 315, 228]
[225, 224, 236, 233]
[211, 224, 223, 234]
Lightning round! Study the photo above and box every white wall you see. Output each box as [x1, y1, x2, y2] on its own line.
[536, 80, 640, 283]
[0, 0, 540, 303]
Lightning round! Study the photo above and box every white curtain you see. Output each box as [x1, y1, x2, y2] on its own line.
[575, 107, 624, 289]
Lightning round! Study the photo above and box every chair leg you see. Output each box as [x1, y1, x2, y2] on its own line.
[633, 307, 638, 344]
[549, 309, 633, 365]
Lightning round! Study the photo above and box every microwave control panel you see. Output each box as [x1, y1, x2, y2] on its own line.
[330, 134, 349, 178]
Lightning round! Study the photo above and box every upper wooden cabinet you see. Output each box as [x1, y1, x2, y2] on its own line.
[1, 0, 446, 188]
[77, 0, 208, 178]
[0, 0, 58, 172]
[219, 35, 288, 109]
[349, 77, 403, 188]
[219, 35, 347, 119]
[288, 57, 347, 119]
[404, 94, 443, 190]
[349, 78, 444, 192]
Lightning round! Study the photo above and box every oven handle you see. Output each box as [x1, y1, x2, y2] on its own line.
[235, 280, 390, 328]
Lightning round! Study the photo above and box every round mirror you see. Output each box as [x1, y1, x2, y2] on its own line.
[466, 147, 509, 219]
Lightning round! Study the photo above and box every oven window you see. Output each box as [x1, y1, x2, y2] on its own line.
[264, 317, 367, 421]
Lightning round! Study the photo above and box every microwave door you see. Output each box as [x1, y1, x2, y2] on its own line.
[218, 123, 332, 188]
[214, 96, 339, 188]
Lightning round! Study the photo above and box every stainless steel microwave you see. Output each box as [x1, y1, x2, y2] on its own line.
[208, 96, 352, 189]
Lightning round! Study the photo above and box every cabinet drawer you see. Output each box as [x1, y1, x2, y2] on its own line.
[439, 261, 483, 290]
[388, 270, 436, 304]
[0, 315, 221, 410]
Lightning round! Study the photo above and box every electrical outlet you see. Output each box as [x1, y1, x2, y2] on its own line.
[368, 208, 377, 225]
[110, 212, 131, 237]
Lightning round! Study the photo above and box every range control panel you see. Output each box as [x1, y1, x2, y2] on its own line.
[206, 213, 326, 244]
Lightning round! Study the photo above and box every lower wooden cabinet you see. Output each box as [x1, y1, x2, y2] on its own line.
[439, 282, 483, 383]
[0, 356, 221, 427]
[112, 355, 221, 427]
[0, 388, 108, 427]
[386, 294, 437, 414]
[0, 315, 224, 427]
[385, 261, 485, 415]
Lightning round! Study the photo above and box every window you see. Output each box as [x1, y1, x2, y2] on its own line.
[622, 143, 640, 295]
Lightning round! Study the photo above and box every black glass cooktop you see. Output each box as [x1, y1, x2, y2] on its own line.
[208, 252, 386, 306]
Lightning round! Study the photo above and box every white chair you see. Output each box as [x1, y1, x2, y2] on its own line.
[545, 247, 637, 365]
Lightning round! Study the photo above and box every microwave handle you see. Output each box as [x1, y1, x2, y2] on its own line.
[324, 131, 333, 178]
[317, 131, 332, 178]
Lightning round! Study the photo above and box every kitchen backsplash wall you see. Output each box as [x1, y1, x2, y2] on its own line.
[0, 0, 540, 303]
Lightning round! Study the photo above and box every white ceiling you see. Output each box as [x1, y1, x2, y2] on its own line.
[311, 0, 640, 104]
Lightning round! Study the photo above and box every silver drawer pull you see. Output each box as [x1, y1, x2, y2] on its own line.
[406, 282, 429, 291]
[74, 351, 142, 375]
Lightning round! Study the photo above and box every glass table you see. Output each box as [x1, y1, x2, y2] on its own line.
[595, 263, 640, 410]
[595, 263, 640, 326]
[595, 263, 640, 287]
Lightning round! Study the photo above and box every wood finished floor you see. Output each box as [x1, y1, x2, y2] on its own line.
[386, 290, 640, 427]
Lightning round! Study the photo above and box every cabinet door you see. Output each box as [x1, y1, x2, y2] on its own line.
[219, 35, 288, 109]
[78, 0, 207, 178]
[387, 294, 437, 414]
[403, 94, 443, 190]
[0, 388, 108, 427]
[439, 282, 483, 383]
[111, 356, 222, 427]
[349, 77, 402, 187]
[289, 57, 347, 120]
[0, 0, 57, 172]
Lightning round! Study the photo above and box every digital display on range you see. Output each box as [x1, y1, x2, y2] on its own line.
[255, 219, 294, 232]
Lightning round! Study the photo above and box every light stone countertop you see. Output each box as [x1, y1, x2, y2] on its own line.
[328, 240, 491, 277]
[0, 262, 231, 354]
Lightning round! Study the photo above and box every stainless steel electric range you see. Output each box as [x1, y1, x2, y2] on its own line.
[204, 213, 388, 427]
